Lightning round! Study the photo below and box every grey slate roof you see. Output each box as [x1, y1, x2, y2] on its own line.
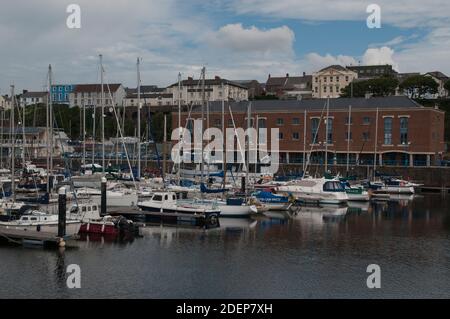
[189, 96, 423, 113]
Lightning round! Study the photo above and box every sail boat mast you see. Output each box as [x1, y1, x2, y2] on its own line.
[49, 65, 53, 176]
[137, 57, 141, 179]
[200, 67, 206, 196]
[346, 105, 352, 175]
[10, 85, 16, 201]
[100, 54, 105, 174]
[324, 98, 329, 173]
[177, 72, 181, 185]
[46, 66, 51, 193]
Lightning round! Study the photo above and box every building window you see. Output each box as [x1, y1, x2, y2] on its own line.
[336, 76, 339, 82]
[214, 119, 221, 127]
[311, 118, 319, 144]
[315, 78, 318, 83]
[314, 87, 318, 93]
[345, 131, 352, 140]
[363, 132, 370, 141]
[400, 117, 408, 145]
[292, 132, 300, 140]
[325, 118, 333, 144]
[276, 118, 284, 126]
[384, 117, 393, 145]
[345, 116, 352, 124]
[228, 119, 234, 127]
[278, 132, 284, 140]
[345, 76, 349, 82]
[324, 77, 327, 82]
[363, 117, 371, 125]
[329, 76, 333, 82]
[292, 117, 300, 125]
[323, 86, 327, 93]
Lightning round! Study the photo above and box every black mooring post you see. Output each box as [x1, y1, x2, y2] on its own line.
[58, 187, 67, 238]
[101, 177, 107, 217]
[241, 176, 246, 194]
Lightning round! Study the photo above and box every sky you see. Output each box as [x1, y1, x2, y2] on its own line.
[1, 0, 449, 93]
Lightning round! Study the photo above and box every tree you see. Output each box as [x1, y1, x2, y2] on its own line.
[399, 75, 438, 98]
[340, 76, 399, 98]
[444, 79, 450, 95]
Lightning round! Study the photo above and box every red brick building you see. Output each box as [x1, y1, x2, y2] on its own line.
[172, 96, 445, 167]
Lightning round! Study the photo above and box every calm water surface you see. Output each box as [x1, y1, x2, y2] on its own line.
[1, 194, 449, 298]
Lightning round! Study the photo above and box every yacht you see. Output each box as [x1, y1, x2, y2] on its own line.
[67, 202, 135, 235]
[0, 210, 81, 240]
[138, 191, 221, 215]
[276, 177, 348, 205]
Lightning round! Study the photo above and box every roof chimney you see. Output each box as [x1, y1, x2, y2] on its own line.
[303, 72, 306, 77]
[286, 73, 289, 78]
[268, 74, 271, 79]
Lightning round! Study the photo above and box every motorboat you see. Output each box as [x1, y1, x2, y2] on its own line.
[67, 202, 136, 236]
[276, 177, 348, 205]
[138, 191, 221, 215]
[0, 210, 81, 240]
[341, 182, 370, 201]
[251, 191, 293, 211]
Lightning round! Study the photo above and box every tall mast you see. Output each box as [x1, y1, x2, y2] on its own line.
[346, 105, 352, 175]
[177, 72, 181, 185]
[92, 99, 96, 167]
[49, 65, 53, 176]
[324, 98, 329, 173]
[302, 109, 307, 175]
[46, 67, 51, 193]
[82, 98, 86, 167]
[200, 67, 205, 192]
[10, 85, 16, 201]
[0, 106, 3, 168]
[21, 94, 26, 168]
[373, 107, 379, 180]
[137, 57, 141, 179]
[221, 83, 226, 191]
[245, 102, 251, 195]
[100, 54, 105, 174]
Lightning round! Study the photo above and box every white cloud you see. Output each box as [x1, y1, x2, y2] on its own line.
[305, 53, 357, 70]
[207, 23, 295, 54]
[228, 0, 450, 28]
[362, 47, 398, 71]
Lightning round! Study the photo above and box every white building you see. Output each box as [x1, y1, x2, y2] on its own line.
[69, 84, 126, 108]
[425, 71, 449, 98]
[167, 76, 248, 105]
[0, 95, 12, 110]
[124, 86, 173, 107]
[312, 65, 358, 98]
[20, 91, 48, 106]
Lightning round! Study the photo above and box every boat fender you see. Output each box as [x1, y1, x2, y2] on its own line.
[207, 213, 219, 227]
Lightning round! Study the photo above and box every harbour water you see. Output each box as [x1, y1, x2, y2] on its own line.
[1, 193, 449, 299]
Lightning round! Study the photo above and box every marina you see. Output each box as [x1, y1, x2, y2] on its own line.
[1, 1, 449, 302]
[1, 193, 449, 298]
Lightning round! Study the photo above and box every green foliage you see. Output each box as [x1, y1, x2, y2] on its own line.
[5, 104, 170, 142]
[340, 76, 399, 98]
[399, 75, 438, 98]
[444, 79, 450, 93]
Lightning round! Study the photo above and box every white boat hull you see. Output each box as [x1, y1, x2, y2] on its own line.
[0, 221, 81, 240]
